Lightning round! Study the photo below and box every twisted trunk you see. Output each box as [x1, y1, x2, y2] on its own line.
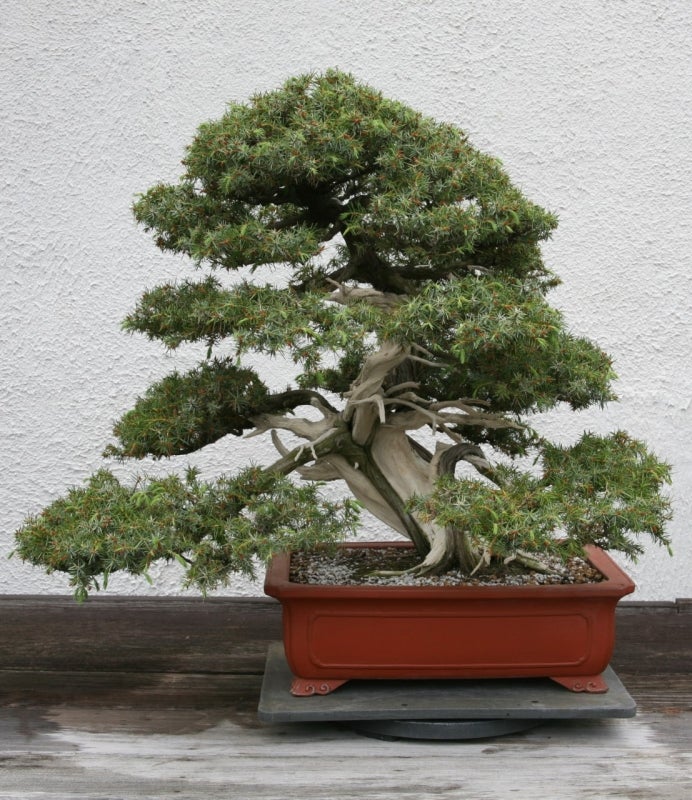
[365, 425, 479, 574]
[258, 338, 515, 576]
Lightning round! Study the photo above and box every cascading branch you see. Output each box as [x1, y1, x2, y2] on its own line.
[15, 70, 671, 599]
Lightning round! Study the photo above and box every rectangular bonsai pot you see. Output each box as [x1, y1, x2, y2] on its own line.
[264, 542, 635, 695]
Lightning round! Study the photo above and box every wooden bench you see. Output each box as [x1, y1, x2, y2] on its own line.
[1, 597, 691, 799]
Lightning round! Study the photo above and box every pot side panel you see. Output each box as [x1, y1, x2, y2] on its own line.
[267, 545, 632, 684]
[306, 611, 592, 672]
[281, 605, 615, 680]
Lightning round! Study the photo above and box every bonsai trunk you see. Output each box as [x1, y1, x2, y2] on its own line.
[361, 425, 480, 575]
[260, 341, 503, 576]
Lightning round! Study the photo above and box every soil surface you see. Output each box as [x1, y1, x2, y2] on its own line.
[290, 545, 605, 587]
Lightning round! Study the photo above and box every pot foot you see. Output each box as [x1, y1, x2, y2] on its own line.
[290, 677, 349, 696]
[550, 674, 609, 693]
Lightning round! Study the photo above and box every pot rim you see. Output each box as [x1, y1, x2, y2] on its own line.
[264, 541, 636, 601]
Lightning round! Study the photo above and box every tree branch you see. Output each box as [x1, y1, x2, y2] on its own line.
[263, 428, 350, 476]
[381, 397, 464, 442]
[406, 353, 449, 369]
[326, 280, 405, 309]
[265, 389, 339, 415]
[247, 413, 336, 443]
[385, 381, 421, 396]
[422, 398, 524, 431]
[433, 442, 492, 477]
[387, 261, 481, 281]
[344, 341, 409, 444]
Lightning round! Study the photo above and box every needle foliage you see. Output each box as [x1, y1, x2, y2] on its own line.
[15, 70, 671, 598]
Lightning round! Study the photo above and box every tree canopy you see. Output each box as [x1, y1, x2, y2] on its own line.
[15, 70, 671, 598]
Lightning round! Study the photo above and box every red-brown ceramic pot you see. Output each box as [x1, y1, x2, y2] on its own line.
[264, 541, 635, 696]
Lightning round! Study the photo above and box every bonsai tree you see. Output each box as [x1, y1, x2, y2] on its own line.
[15, 70, 671, 600]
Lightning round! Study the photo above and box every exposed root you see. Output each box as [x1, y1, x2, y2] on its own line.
[371, 549, 558, 580]
[511, 550, 555, 575]
[366, 568, 420, 578]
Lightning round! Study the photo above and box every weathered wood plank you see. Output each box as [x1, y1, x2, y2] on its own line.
[0, 597, 690, 800]
[613, 601, 692, 674]
[0, 706, 690, 800]
[2, 596, 691, 675]
[0, 670, 264, 714]
[0, 596, 281, 673]
[2, 668, 689, 713]
[617, 673, 692, 713]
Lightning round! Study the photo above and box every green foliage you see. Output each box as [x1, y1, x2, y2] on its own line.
[133, 68, 557, 284]
[15, 69, 673, 595]
[410, 432, 672, 562]
[381, 275, 617, 415]
[123, 277, 381, 376]
[105, 360, 269, 458]
[14, 468, 359, 600]
[126, 70, 585, 426]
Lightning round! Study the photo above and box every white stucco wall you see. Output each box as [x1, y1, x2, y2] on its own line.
[2, 0, 690, 600]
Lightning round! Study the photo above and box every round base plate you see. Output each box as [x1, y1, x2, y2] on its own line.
[348, 718, 543, 741]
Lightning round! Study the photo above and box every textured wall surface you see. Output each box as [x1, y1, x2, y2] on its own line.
[2, 0, 690, 600]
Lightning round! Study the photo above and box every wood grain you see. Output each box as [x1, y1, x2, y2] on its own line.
[2, 596, 690, 673]
[1, 597, 690, 800]
[0, 596, 281, 673]
[0, 706, 690, 800]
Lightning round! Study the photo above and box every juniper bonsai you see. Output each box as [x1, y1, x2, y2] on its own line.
[15, 70, 671, 600]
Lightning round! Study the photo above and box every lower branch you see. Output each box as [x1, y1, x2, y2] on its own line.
[264, 427, 351, 476]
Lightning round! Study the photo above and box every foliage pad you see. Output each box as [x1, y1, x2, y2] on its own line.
[16, 70, 671, 597]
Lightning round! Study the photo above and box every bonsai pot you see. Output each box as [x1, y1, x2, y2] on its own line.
[264, 541, 635, 696]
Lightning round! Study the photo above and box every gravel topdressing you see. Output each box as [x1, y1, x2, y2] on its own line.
[289, 545, 605, 587]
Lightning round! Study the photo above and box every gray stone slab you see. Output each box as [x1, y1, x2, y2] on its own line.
[257, 642, 637, 723]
